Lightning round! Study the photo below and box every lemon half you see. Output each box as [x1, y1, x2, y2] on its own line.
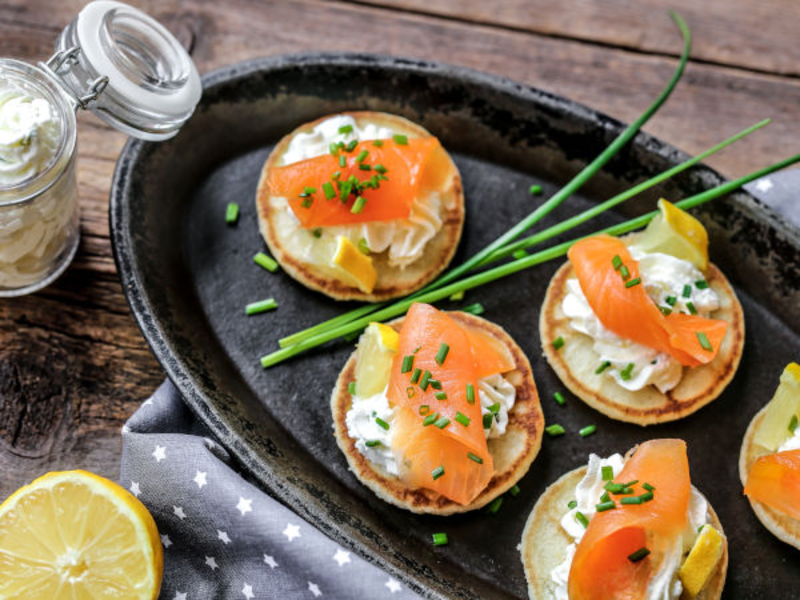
[354, 322, 399, 397]
[635, 199, 709, 270]
[332, 235, 377, 293]
[678, 524, 724, 598]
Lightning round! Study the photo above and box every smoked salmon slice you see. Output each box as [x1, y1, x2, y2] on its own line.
[568, 439, 691, 600]
[568, 235, 727, 367]
[744, 449, 800, 520]
[386, 303, 514, 505]
[267, 137, 450, 228]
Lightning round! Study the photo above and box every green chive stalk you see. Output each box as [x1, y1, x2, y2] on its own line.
[278, 12, 692, 349]
[260, 151, 800, 368]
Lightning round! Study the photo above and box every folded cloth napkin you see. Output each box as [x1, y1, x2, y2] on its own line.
[121, 381, 420, 600]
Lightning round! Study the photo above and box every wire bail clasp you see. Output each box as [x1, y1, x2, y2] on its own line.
[41, 46, 109, 110]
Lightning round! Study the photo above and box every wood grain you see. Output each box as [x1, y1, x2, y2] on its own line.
[1, 0, 799, 499]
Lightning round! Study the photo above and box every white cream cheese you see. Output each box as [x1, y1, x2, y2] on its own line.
[479, 373, 516, 439]
[550, 453, 709, 600]
[276, 114, 451, 268]
[561, 246, 720, 393]
[778, 426, 800, 452]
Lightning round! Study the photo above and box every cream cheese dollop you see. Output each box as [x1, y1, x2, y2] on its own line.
[561, 245, 720, 393]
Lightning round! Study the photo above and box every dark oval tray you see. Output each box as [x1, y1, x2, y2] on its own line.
[110, 53, 800, 598]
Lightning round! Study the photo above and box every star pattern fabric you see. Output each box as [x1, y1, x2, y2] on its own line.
[121, 381, 420, 599]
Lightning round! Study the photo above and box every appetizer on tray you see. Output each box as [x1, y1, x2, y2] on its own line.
[331, 302, 543, 514]
[256, 112, 464, 301]
[740, 362, 800, 549]
[521, 439, 728, 600]
[540, 200, 745, 425]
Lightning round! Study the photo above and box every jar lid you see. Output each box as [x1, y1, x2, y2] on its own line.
[47, 0, 201, 141]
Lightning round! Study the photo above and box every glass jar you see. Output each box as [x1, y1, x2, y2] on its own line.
[0, 0, 200, 297]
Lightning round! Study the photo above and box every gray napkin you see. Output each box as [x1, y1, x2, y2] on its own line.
[121, 381, 419, 600]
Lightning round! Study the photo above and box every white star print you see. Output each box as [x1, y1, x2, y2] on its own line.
[242, 583, 254, 599]
[308, 582, 322, 597]
[332, 548, 351, 567]
[129, 481, 141, 497]
[194, 470, 207, 489]
[205, 556, 218, 571]
[173, 593, 187, 600]
[173, 506, 186, 520]
[263, 554, 278, 569]
[236, 497, 253, 516]
[142, 398, 154, 407]
[283, 523, 301, 542]
[755, 178, 773, 193]
[161, 534, 172, 548]
[385, 578, 402, 593]
[152, 445, 167, 463]
[217, 530, 231, 544]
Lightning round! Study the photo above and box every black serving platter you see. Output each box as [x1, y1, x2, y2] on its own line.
[110, 54, 800, 598]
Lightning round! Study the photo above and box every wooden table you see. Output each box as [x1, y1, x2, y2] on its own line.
[1, 0, 799, 500]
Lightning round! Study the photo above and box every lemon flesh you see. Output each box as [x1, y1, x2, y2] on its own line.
[332, 235, 377, 293]
[753, 362, 800, 452]
[0, 470, 162, 599]
[634, 199, 709, 270]
[354, 322, 399, 397]
[678, 524, 724, 598]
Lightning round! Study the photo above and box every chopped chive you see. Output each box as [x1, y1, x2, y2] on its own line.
[628, 548, 650, 562]
[546, 424, 565, 437]
[346, 140, 358, 152]
[410, 368, 422, 384]
[375, 417, 390, 431]
[638, 492, 654, 502]
[625, 277, 642, 288]
[356, 239, 370, 256]
[423, 412, 439, 426]
[683, 284, 692, 298]
[372, 164, 387, 175]
[482, 413, 494, 429]
[434, 417, 450, 429]
[665, 295, 677, 306]
[432, 532, 448, 546]
[486, 497, 503, 515]
[351, 196, 367, 214]
[365, 440, 381, 448]
[567, 500, 578, 510]
[600, 491, 611, 503]
[322, 182, 335, 200]
[300, 197, 313, 209]
[620, 363, 635, 381]
[596, 501, 616, 512]
[393, 134, 408, 145]
[245, 298, 278, 315]
[431, 465, 445, 480]
[406, 387, 415, 399]
[621, 496, 642, 505]
[512, 249, 528, 260]
[488, 402, 501, 415]
[413, 346, 422, 354]
[686, 301, 698, 315]
[467, 452, 483, 464]
[595, 361, 611, 374]
[529, 184, 543, 196]
[311, 228, 323, 238]
[329, 142, 339, 155]
[225, 202, 239, 224]
[339, 154, 347, 167]
[455, 412, 470, 427]
[348, 382, 357, 395]
[401, 355, 415, 373]
[695, 279, 709, 290]
[696, 331, 713, 351]
[372, 140, 383, 148]
[253, 252, 279, 273]
[419, 404, 430, 415]
[509, 484, 521, 497]
[643, 482, 655, 492]
[358, 164, 372, 171]
[462, 303, 485, 316]
[430, 380, 442, 390]
[659, 306, 673, 316]
[552, 336, 565, 350]
[575, 511, 589, 528]
[623, 480, 639, 487]
[789, 414, 798, 433]
[338, 124, 354, 135]
[303, 186, 317, 195]
[612, 255, 623, 270]
[355, 149, 369, 163]
[554, 392, 565, 406]
[620, 265, 631, 280]
[435, 343, 450, 365]
[466, 383, 475, 404]
[435, 392, 448, 401]
[332, 170, 341, 179]
[339, 181, 352, 201]
[602, 466, 614, 481]
[604, 483, 625, 493]
[619, 488, 635, 495]
[579, 424, 597, 437]
[449, 290, 465, 301]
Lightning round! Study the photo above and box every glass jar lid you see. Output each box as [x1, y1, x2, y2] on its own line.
[45, 0, 201, 141]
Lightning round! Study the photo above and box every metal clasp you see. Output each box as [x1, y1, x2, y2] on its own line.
[40, 46, 108, 110]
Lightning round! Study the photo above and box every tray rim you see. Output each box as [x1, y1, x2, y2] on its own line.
[109, 52, 798, 598]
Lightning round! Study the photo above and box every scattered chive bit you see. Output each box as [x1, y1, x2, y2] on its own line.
[339, 154, 347, 168]
[695, 279, 709, 290]
[245, 298, 278, 315]
[509, 485, 521, 497]
[546, 424, 565, 437]
[431, 465, 445, 481]
[303, 186, 317, 195]
[643, 482, 656, 492]
[355, 149, 369, 163]
[595, 361, 611, 374]
[406, 387, 415, 399]
[488, 402, 501, 415]
[600, 491, 611, 503]
[696, 331, 713, 352]
[624, 277, 642, 288]
[429, 379, 442, 390]
[356, 238, 370, 255]
[348, 382, 357, 395]
[434, 416, 451, 429]
[685, 301, 697, 315]
[528, 184, 543, 196]
[413, 346, 422, 354]
[619, 487, 634, 495]
[365, 440, 381, 447]
[351, 196, 367, 214]
[435, 392, 448, 401]
[410, 368, 422, 384]
[374, 165, 388, 176]
[698, 525, 706, 534]
[554, 392, 565, 406]
[253, 252, 279, 273]
[628, 548, 650, 563]
[423, 412, 439, 427]
[375, 417, 390, 431]
[789, 414, 799, 433]
[482, 413, 494, 429]
[462, 303, 485, 316]
[466, 383, 475, 404]
[604, 482, 625, 493]
[346, 140, 358, 152]
[596, 501, 616, 512]
[665, 295, 677, 306]
[620, 362, 635, 381]
[393, 134, 408, 145]
[401, 355, 415, 373]
[623, 480, 639, 487]
[567, 500, 578, 510]
[485, 497, 503, 515]
[432, 532, 448, 546]
[579, 424, 597, 437]
[602, 466, 614, 481]
[419, 404, 430, 415]
[420, 370, 432, 390]
[620, 265, 631, 280]
[621, 496, 642, 505]
[455, 412, 470, 427]
[683, 284, 692, 298]
[372, 140, 383, 148]
[321, 182, 335, 201]
[311, 228, 323, 238]
[612, 255, 623, 271]
[329, 142, 339, 155]
[449, 290, 465, 301]
[435, 343, 450, 365]
[338, 124, 354, 135]
[467, 452, 484, 465]
[552, 336, 565, 350]
[512, 249, 528, 260]
[638, 492, 654, 502]
[300, 197, 313, 209]
[659, 306, 673, 316]
[225, 202, 239, 225]
[575, 511, 589, 528]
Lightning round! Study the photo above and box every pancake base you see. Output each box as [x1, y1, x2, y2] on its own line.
[331, 311, 544, 515]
